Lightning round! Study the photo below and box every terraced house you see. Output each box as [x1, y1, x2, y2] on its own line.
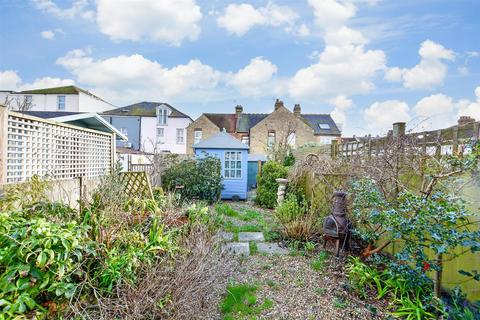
[186, 99, 341, 155]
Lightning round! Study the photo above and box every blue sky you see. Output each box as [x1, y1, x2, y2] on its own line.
[1, 0, 479, 136]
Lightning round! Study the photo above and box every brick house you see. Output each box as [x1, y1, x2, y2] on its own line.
[186, 99, 341, 155]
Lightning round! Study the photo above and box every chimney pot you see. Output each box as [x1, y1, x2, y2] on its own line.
[293, 103, 301, 115]
[235, 105, 243, 116]
[458, 116, 475, 126]
[274, 99, 284, 110]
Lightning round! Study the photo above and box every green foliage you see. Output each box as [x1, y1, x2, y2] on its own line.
[255, 161, 288, 208]
[351, 178, 480, 275]
[446, 287, 480, 320]
[162, 156, 223, 203]
[346, 257, 444, 319]
[275, 194, 318, 240]
[311, 250, 330, 272]
[220, 284, 273, 319]
[215, 203, 239, 218]
[0, 211, 95, 318]
[0, 175, 50, 211]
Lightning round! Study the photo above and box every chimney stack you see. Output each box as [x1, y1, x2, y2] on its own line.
[235, 105, 243, 118]
[293, 103, 301, 116]
[458, 116, 475, 126]
[274, 98, 284, 110]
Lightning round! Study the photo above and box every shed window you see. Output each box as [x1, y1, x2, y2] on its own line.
[194, 129, 202, 144]
[224, 151, 242, 179]
[57, 96, 66, 111]
[267, 131, 275, 147]
[318, 123, 331, 130]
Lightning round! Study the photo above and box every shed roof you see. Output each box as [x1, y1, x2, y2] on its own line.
[193, 131, 249, 150]
[103, 101, 191, 119]
[22, 111, 127, 140]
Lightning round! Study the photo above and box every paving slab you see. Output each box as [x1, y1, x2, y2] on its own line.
[257, 242, 289, 255]
[217, 231, 234, 241]
[238, 232, 265, 242]
[225, 242, 250, 255]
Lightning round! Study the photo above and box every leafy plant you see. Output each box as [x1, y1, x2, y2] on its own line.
[0, 211, 96, 318]
[255, 161, 288, 208]
[311, 250, 330, 272]
[275, 194, 318, 240]
[162, 156, 222, 203]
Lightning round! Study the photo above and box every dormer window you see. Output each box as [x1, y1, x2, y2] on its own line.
[318, 123, 330, 130]
[157, 106, 168, 126]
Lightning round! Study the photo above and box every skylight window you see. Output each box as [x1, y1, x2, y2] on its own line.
[318, 123, 331, 130]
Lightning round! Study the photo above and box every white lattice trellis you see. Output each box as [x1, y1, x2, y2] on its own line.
[1, 110, 114, 184]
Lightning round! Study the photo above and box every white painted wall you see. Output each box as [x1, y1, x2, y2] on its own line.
[0, 91, 114, 112]
[78, 92, 115, 112]
[0, 92, 79, 111]
[140, 116, 192, 154]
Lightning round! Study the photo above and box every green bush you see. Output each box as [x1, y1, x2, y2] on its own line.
[275, 194, 318, 240]
[162, 156, 222, 203]
[0, 211, 96, 318]
[255, 161, 288, 208]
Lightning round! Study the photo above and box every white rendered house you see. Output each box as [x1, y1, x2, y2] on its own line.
[0, 86, 115, 113]
[102, 102, 193, 154]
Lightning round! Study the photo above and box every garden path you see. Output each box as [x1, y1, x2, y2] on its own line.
[209, 202, 389, 319]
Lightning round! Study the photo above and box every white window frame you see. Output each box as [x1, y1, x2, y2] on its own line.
[224, 151, 242, 179]
[194, 129, 202, 144]
[157, 108, 168, 126]
[176, 128, 184, 144]
[267, 131, 276, 148]
[120, 127, 128, 137]
[287, 132, 296, 148]
[241, 136, 249, 145]
[57, 95, 66, 111]
[157, 127, 165, 144]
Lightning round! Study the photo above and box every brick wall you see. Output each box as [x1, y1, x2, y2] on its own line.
[186, 115, 220, 154]
[249, 106, 315, 154]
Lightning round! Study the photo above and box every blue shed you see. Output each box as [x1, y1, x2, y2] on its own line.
[193, 131, 249, 200]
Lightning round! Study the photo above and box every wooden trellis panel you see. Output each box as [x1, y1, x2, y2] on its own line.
[119, 171, 154, 199]
[308, 173, 350, 216]
[1, 108, 114, 184]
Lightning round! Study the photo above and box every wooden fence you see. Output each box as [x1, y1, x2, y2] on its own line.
[0, 106, 116, 184]
[332, 121, 480, 159]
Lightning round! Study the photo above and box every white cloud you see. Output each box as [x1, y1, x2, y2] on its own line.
[0, 70, 22, 89]
[385, 40, 455, 89]
[289, 26, 385, 100]
[413, 94, 455, 130]
[364, 100, 411, 132]
[228, 57, 279, 97]
[32, 0, 94, 20]
[96, 0, 202, 45]
[329, 95, 352, 130]
[297, 24, 311, 37]
[308, 0, 356, 30]
[0, 70, 74, 91]
[456, 86, 480, 121]
[40, 30, 55, 40]
[56, 49, 221, 103]
[216, 2, 298, 36]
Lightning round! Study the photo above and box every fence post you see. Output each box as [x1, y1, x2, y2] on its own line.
[474, 122, 480, 140]
[111, 133, 116, 172]
[392, 122, 406, 139]
[0, 106, 7, 185]
[331, 140, 338, 159]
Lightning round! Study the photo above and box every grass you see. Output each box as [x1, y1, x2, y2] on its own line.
[315, 287, 326, 295]
[220, 284, 273, 319]
[266, 279, 279, 290]
[333, 296, 349, 308]
[249, 241, 258, 255]
[223, 221, 263, 233]
[311, 250, 330, 272]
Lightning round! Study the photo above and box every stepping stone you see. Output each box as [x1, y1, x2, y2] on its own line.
[238, 232, 265, 242]
[217, 231, 234, 241]
[257, 242, 289, 255]
[225, 242, 250, 255]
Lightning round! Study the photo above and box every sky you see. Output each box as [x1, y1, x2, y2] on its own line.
[0, 0, 479, 136]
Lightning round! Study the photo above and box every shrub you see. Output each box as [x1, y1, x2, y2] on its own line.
[275, 194, 318, 240]
[0, 211, 96, 318]
[255, 161, 288, 208]
[162, 156, 222, 203]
